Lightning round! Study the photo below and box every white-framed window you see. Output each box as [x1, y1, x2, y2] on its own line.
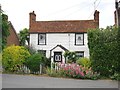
[38, 33, 46, 45]
[75, 33, 84, 45]
[76, 51, 84, 59]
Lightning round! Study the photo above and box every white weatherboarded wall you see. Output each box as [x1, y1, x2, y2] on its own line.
[29, 33, 89, 58]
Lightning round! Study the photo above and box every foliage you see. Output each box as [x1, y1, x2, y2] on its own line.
[76, 57, 91, 68]
[25, 45, 36, 54]
[2, 45, 30, 72]
[64, 51, 77, 63]
[18, 28, 29, 46]
[25, 53, 47, 73]
[47, 63, 100, 80]
[88, 26, 120, 77]
[1, 13, 10, 49]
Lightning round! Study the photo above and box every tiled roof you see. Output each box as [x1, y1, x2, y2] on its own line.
[29, 20, 97, 33]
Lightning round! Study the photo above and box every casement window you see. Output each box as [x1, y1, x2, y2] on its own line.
[76, 51, 84, 59]
[38, 50, 46, 56]
[75, 33, 84, 45]
[38, 33, 46, 45]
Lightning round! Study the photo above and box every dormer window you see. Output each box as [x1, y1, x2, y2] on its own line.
[75, 33, 84, 45]
[38, 33, 46, 45]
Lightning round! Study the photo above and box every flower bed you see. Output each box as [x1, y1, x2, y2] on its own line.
[48, 63, 100, 80]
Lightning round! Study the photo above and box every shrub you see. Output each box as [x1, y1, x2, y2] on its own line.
[2, 45, 30, 72]
[48, 63, 100, 79]
[88, 26, 120, 77]
[76, 57, 91, 69]
[25, 53, 47, 73]
[64, 51, 77, 63]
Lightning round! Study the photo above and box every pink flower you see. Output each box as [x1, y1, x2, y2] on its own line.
[79, 71, 84, 76]
[86, 70, 89, 74]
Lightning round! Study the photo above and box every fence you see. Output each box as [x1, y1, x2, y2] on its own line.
[53, 62, 80, 72]
[17, 64, 43, 75]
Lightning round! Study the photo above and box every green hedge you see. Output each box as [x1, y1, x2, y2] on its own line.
[88, 26, 120, 77]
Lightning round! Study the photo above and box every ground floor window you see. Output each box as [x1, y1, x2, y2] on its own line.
[76, 51, 84, 59]
[38, 50, 46, 56]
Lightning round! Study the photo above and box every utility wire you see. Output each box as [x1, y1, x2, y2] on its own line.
[62, 3, 92, 19]
[43, 3, 84, 18]
[87, 0, 101, 19]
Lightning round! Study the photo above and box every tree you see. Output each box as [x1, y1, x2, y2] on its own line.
[0, 11, 10, 50]
[2, 45, 30, 72]
[18, 28, 29, 46]
[88, 26, 119, 77]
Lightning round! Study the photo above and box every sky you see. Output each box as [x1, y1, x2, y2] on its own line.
[1, 0, 116, 33]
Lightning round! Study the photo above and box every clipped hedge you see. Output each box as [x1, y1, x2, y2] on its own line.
[88, 26, 120, 77]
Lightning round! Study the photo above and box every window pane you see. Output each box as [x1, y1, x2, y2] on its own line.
[75, 34, 84, 45]
[76, 52, 84, 58]
[38, 34, 46, 45]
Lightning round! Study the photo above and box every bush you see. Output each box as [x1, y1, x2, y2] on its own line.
[2, 45, 30, 72]
[64, 51, 77, 63]
[76, 57, 91, 69]
[47, 63, 100, 79]
[88, 26, 120, 77]
[25, 53, 47, 73]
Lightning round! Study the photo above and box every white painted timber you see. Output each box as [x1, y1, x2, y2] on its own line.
[30, 33, 89, 60]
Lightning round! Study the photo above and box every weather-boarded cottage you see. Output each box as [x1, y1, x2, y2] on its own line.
[29, 10, 99, 64]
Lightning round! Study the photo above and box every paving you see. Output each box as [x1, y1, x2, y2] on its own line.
[2, 74, 119, 88]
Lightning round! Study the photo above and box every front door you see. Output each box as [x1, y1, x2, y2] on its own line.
[54, 52, 62, 62]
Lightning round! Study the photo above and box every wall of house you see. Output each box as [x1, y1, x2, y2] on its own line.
[30, 33, 89, 58]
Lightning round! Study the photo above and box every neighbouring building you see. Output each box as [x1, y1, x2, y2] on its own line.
[7, 21, 20, 46]
[29, 10, 99, 64]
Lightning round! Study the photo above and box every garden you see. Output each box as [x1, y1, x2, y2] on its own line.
[2, 26, 120, 80]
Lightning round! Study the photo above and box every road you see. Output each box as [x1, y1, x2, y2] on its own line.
[2, 74, 118, 88]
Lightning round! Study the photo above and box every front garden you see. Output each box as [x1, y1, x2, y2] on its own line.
[2, 26, 120, 80]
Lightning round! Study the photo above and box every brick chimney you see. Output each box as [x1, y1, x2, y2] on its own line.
[94, 10, 99, 27]
[29, 11, 36, 29]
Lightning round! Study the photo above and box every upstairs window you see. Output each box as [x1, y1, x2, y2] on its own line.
[75, 33, 84, 45]
[38, 33, 46, 45]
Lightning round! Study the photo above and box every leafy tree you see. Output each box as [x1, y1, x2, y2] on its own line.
[88, 26, 119, 77]
[1, 11, 10, 50]
[18, 28, 29, 46]
[2, 45, 30, 72]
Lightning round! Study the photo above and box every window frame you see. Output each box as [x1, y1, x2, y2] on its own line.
[38, 33, 46, 45]
[75, 51, 84, 58]
[75, 33, 84, 46]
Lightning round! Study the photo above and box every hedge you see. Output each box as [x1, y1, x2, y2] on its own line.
[88, 26, 120, 77]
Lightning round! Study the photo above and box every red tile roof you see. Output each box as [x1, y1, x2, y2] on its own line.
[29, 20, 97, 33]
[29, 10, 99, 33]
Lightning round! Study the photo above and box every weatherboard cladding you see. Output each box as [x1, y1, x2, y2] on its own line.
[29, 20, 97, 33]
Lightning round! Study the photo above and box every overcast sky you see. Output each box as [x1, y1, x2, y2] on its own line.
[1, 0, 116, 33]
